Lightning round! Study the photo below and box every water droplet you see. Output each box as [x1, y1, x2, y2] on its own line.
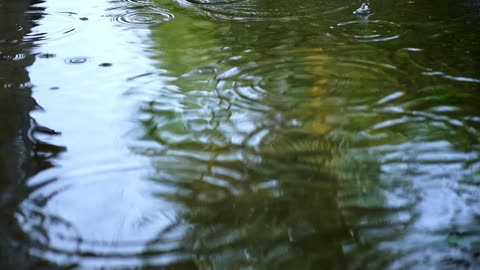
[353, 3, 373, 16]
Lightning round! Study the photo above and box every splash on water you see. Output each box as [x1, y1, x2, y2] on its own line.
[353, 2, 373, 17]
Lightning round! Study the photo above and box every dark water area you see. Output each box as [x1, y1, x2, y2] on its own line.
[1, 0, 480, 269]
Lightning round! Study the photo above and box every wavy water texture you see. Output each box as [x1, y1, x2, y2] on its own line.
[174, 0, 347, 21]
[130, 1, 480, 268]
[3, 0, 480, 269]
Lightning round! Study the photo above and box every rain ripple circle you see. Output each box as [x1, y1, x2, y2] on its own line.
[23, 11, 79, 44]
[64, 57, 90, 64]
[215, 49, 401, 113]
[110, 9, 174, 26]
[328, 19, 402, 43]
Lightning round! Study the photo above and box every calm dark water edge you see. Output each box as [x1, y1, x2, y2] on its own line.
[1, 0, 480, 269]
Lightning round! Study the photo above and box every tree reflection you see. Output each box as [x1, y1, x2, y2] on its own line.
[138, 0, 480, 268]
[137, 2, 352, 268]
[0, 1, 65, 269]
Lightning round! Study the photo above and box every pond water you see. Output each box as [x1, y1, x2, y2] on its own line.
[1, 0, 480, 269]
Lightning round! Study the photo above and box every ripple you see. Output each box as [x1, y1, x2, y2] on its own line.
[14, 203, 188, 268]
[215, 49, 402, 113]
[64, 57, 90, 64]
[23, 11, 81, 44]
[395, 47, 480, 85]
[336, 139, 480, 269]
[134, 46, 404, 166]
[8, 158, 190, 268]
[110, 9, 174, 26]
[129, 41, 480, 270]
[328, 19, 402, 43]
[422, 71, 480, 84]
[175, 0, 343, 21]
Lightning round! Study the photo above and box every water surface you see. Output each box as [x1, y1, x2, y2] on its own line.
[1, 0, 480, 269]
